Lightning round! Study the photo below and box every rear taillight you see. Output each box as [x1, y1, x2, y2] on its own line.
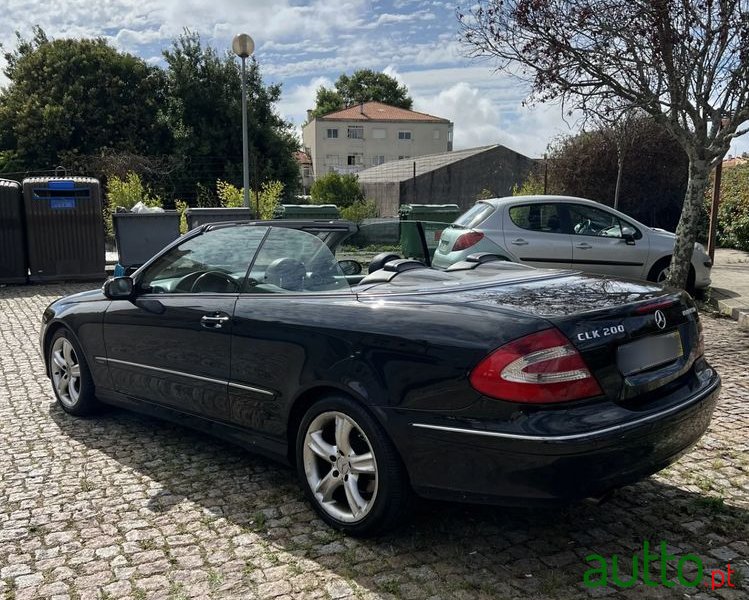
[453, 231, 484, 251]
[469, 329, 603, 403]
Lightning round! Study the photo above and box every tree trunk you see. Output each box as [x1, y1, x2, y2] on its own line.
[667, 158, 709, 289]
[614, 153, 624, 210]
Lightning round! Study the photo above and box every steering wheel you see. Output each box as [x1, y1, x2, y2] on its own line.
[190, 271, 239, 293]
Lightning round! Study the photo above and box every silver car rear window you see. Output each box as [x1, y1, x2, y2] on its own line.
[453, 202, 495, 228]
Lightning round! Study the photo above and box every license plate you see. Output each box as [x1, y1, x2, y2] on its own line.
[617, 331, 683, 376]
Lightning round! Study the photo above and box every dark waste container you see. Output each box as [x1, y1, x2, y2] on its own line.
[273, 204, 340, 220]
[398, 204, 460, 259]
[0, 179, 27, 284]
[113, 211, 181, 268]
[186, 207, 255, 230]
[22, 177, 105, 282]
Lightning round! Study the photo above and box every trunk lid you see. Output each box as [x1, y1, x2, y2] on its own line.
[359, 267, 701, 402]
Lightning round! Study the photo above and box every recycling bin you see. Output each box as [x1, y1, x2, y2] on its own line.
[0, 179, 27, 284]
[22, 177, 105, 282]
[186, 207, 255, 230]
[398, 204, 461, 259]
[112, 211, 181, 268]
[273, 204, 340, 220]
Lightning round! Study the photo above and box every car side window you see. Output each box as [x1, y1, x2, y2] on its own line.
[566, 204, 639, 238]
[244, 227, 351, 294]
[508, 204, 564, 233]
[139, 226, 268, 294]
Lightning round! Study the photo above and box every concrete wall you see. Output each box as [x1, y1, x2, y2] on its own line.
[363, 146, 536, 216]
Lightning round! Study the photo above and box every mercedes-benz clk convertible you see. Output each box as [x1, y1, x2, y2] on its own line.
[41, 220, 720, 535]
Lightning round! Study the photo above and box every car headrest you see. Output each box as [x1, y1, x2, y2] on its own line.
[368, 252, 402, 274]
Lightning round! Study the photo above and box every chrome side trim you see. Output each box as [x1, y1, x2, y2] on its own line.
[411, 378, 719, 442]
[228, 382, 275, 397]
[98, 357, 276, 397]
[104, 357, 228, 387]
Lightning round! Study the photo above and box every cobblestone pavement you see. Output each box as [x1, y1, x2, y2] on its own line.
[1, 284, 748, 600]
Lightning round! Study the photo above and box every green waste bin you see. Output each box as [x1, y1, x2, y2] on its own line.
[398, 204, 461, 259]
[273, 204, 340, 220]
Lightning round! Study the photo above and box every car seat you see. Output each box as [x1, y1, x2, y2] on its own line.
[265, 257, 306, 291]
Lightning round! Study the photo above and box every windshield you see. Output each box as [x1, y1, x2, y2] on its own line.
[453, 202, 494, 228]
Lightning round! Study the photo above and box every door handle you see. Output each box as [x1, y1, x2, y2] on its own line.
[201, 313, 230, 329]
[576, 242, 592, 250]
[510, 238, 529, 246]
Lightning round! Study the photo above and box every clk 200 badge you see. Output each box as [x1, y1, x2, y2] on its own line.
[577, 324, 626, 341]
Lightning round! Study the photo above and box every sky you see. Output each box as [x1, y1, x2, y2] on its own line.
[1, 0, 747, 158]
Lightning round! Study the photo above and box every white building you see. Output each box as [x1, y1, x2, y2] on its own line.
[302, 101, 453, 180]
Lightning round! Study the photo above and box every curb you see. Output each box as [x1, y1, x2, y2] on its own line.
[710, 290, 749, 330]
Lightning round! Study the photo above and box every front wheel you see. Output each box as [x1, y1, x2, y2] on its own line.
[296, 396, 410, 536]
[48, 329, 98, 416]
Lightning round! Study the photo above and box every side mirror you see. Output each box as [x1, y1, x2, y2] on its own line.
[338, 259, 363, 276]
[622, 226, 636, 245]
[103, 276, 134, 299]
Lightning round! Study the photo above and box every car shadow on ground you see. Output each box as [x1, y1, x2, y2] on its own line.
[48, 402, 748, 599]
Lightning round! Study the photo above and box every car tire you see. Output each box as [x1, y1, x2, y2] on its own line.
[647, 257, 696, 292]
[296, 395, 411, 536]
[48, 329, 98, 416]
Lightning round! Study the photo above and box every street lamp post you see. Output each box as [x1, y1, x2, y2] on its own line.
[232, 33, 255, 209]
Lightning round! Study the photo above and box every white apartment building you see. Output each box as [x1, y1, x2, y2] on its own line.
[302, 101, 453, 179]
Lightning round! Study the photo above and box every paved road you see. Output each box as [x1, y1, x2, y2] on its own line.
[1, 283, 747, 599]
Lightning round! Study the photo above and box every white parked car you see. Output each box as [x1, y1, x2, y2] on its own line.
[432, 196, 712, 290]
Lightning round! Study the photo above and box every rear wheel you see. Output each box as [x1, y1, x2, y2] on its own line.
[48, 330, 98, 416]
[296, 395, 410, 536]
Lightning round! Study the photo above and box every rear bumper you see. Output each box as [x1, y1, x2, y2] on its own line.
[386, 370, 720, 505]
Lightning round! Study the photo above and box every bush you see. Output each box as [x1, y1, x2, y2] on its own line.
[341, 199, 378, 223]
[706, 163, 749, 251]
[216, 179, 284, 219]
[310, 172, 364, 208]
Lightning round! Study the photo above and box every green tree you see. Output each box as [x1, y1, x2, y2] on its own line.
[162, 31, 300, 200]
[310, 172, 364, 208]
[310, 69, 413, 119]
[0, 27, 170, 169]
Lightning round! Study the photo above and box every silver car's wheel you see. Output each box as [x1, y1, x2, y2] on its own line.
[50, 337, 82, 408]
[302, 411, 379, 523]
[655, 266, 669, 283]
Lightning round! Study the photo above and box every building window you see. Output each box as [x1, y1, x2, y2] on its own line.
[398, 155, 410, 160]
[372, 128, 386, 139]
[302, 166, 311, 176]
[433, 129, 440, 140]
[448, 130, 453, 143]
[347, 154, 363, 166]
[347, 126, 364, 139]
[325, 154, 340, 166]
[326, 128, 338, 139]
[372, 155, 385, 166]
[398, 130, 412, 140]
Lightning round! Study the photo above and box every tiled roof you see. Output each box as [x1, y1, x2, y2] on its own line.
[317, 101, 450, 123]
[293, 151, 312, 165]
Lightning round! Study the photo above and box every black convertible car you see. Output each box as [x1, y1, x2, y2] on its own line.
[41, 219, 720, 535]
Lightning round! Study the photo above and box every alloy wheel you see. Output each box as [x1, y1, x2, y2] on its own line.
[50, 337, 82, 408]
[302, 411, 378, 523]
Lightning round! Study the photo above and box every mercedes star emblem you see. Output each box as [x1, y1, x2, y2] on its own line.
[654, 309, 667, 330]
